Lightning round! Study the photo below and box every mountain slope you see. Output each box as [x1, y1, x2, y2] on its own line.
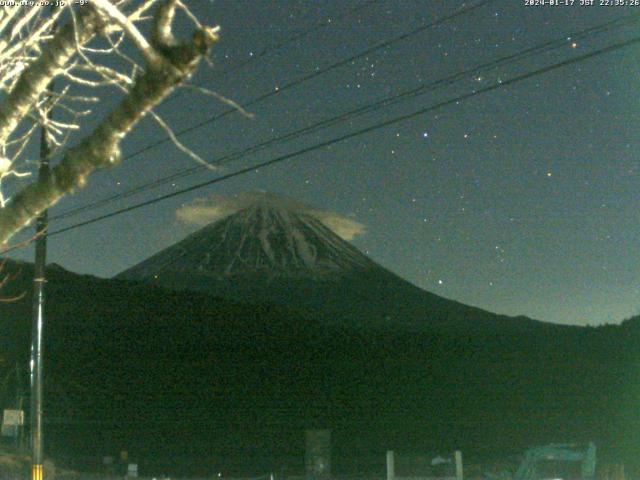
[1, 259, 638, 476]
[117, 199, 543, 333]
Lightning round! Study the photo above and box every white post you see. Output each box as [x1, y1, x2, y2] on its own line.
[386, 450, 395, 480]
[454, 451, 463, 480]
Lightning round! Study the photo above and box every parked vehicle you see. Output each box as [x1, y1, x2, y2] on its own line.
[513, 443, 597, 480]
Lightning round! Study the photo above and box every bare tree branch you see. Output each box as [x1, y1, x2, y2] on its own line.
[182, 84, 254, 119]
[0, 6, 102, 146]
[0, 0, 219, 245]
[149, 109, 217, 170]
[91, 0, 162, 66]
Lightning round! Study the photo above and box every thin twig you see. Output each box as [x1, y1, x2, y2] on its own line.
[181, 84, 255, 119]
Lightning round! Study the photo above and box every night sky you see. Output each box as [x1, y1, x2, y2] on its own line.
[9, 0, 640, 325]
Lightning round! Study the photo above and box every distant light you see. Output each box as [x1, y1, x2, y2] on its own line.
[438, 279, 443, 285]
[571, 42, 578, 49]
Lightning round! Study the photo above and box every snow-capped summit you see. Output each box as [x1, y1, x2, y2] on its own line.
[119, 199, 376, 281]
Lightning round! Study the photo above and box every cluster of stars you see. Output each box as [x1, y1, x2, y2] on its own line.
[76, 0, 640, 326]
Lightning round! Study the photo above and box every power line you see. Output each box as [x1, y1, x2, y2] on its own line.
[47, 35, 640, 238]
[52, 0, 494, 221]
[51, 11, 640, 222]
[51, 0, 496, 221]
[162, 0, 382, 106]
[214, 0, 382, 77]
[111, 0, 495, 163]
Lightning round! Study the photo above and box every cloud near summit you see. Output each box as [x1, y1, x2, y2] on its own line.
[176, 192, 366, 241]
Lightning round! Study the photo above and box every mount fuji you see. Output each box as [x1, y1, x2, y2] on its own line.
[117, 194, 541, 333]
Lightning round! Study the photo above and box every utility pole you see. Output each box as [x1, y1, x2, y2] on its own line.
[30, 8, 58, 477]
[16, 362, 25, 448]
[30, 82, 53, 480]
